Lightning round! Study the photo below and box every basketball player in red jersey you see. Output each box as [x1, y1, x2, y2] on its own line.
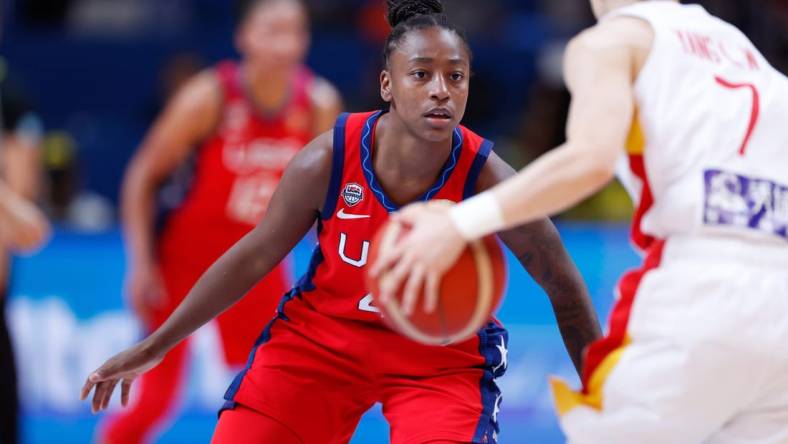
[376, 0, 788, 442]
[83, 1, 600, 443]
[98, 0, 342, 442]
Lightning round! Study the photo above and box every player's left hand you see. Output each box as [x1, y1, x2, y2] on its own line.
[370, 201, 467, 315]
[80, 341, 164, 414]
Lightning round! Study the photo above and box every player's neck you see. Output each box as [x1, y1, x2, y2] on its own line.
[241, 61, 294, 111]
[372, 113, 454, 204]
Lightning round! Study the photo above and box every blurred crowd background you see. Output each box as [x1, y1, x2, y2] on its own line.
[4, 0, 787, 229]
[2, 1, 788, 443]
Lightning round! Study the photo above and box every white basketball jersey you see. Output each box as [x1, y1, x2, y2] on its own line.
[605, 1, 788, 252]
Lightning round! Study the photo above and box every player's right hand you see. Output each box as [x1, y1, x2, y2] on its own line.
[126, 263, 167, 324]
[80, 341, 164, 413]
[0, 190, 50, 252]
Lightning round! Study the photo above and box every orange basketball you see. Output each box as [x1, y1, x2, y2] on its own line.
[366, 218, 507, 346]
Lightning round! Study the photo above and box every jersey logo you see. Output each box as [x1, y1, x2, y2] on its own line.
[703, 169, 788, 240]
[337, 208, 371, 220]
[342, 183, 364, 207]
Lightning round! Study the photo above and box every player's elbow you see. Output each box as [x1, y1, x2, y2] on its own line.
[121, 164, 147, 202]
[574, 144, 618, 186]
[120, 156, 164, 215]
[587, 157, 617, 186]
[123, 152, 166, 191]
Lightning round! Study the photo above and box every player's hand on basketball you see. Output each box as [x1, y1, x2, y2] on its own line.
[372, 202, 467, 315]
[80, 341, 164, 413]
[126, 263, 167, 324]
[0, 190, 51, 252]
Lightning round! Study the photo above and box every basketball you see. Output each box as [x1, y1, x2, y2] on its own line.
[366, 215, 507, 346]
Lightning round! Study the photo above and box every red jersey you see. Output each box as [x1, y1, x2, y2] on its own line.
[294, 110, 495, 323]
[220, 113, 506, 444]
[160, 61, 316, 260]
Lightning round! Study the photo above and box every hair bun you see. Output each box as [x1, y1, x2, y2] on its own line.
[386, 0, 443, 28]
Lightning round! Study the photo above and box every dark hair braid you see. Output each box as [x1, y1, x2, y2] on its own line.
[386, 0, 443, 27]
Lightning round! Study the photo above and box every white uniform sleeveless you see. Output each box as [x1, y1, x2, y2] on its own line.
[610, 1, 788, 251]
[553, 4, 788, 444]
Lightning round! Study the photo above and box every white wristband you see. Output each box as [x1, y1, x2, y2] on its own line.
[449, 192, 505, 240]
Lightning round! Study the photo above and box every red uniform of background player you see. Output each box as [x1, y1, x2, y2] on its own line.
[83, 1, 599, 443]
[99, 0, 342, 442]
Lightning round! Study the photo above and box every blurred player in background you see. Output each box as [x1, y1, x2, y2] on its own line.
[0, 59, 50, 444]
[376, 0, 788, 442]
[82, 0, 601, 442]
[97, 0, 342, 442]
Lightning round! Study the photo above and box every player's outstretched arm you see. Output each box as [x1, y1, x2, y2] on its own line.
[480, 154, 601, 374]
[82, 131, 334, 413]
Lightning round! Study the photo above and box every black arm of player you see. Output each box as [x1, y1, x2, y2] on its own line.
[477, 153, 602, 375]
[81, 132, 335, 413]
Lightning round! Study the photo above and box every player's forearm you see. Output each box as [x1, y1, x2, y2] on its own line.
[533, 237, 601, 375]
[0, 181, 32, 221]
[450, 144, 617, 240]
[120, 165, 159, 267]
[3, 136, 42, 200]
[499, 220, 601, 375]
[0, 181, 18, 219]
[500, 144, 616, 224]
[550, 287, 601, 375]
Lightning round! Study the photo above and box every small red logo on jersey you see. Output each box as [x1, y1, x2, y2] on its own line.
[342, 183, 364, 207]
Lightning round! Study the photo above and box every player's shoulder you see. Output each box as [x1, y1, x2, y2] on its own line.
[288, 130, 335, 174]
[569, 16, 654, 55]
[307, 75, 342, 111]
[564, 17, 654, 83]
[168, 68, 222, 115]
[475, 151, 515, 193]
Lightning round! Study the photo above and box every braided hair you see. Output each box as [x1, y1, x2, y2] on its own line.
[383, 0, 471, 67]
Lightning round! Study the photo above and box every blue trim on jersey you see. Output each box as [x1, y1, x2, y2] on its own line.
[463, 139, 495, 200]
[472, 322, 508, 443]
[295, 244, 325, 292]
[220, 288, 303, 416]
[360, 110, 464, 212]
[321, 113, 349, 220]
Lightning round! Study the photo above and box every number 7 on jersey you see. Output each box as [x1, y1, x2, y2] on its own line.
[714, 75, 760, 156]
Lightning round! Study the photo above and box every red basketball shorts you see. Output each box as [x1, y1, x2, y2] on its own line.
[220, 292, 508, 444]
